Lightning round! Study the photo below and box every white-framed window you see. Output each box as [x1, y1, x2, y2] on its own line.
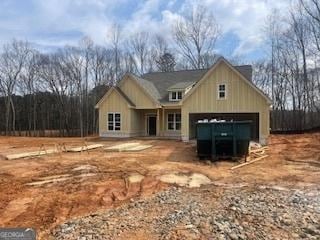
[167, 113, 181, 130]
[108, 113, 121, 131]
[217, 84, 226, 99]
[169, 91, 183, 101]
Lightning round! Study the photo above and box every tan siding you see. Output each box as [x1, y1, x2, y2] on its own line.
[181, 61, 270, 142]
[120, 76, 156, 108]
[130, 109, 144, 135]
[98, 89, 131, 136]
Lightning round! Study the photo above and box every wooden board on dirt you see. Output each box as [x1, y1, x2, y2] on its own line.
[122, 145, 152, 152]
[6, 149, 58, 160]
[104, 142, 141, 152]
[230, 155, 269, 170]
[67, 144, 104, 152]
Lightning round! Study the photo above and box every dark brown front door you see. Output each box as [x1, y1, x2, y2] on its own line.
[148, 116, 156, 136]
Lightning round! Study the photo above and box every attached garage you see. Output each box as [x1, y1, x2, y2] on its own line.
[189, 113, 259, 140]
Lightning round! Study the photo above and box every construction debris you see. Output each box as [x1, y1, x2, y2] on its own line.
[25, 173, 97, 186]
[6, 149, 58, 160]
[231, 143, 269, 170]
[231, 155, 269, 170]
[5, 143, 104, 160]
[122, 144, 152, 152]
[72, 165, 98, 172]
[105, 142, 152, 152]
[105, 142, 140, 151]
[25, 176, 72, 186]
[67, 144, 104, 152]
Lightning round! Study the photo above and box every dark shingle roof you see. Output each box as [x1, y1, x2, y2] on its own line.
[129, 74, 161, 102]
[141, 69, 208, 102]
[167, 81, 196, 90]
[140, 65, 252, 103]
[235, 65, 252, 82]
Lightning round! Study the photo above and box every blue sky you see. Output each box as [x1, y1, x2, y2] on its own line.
[0, 0, 290, 62]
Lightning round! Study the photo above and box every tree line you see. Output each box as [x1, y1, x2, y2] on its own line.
[0, 1, 319, 137]
[0, 4, 221, 136]
[254, 0, 320, 131]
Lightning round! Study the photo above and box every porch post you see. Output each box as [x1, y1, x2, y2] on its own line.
[162, 108, 165, 137]
[156, 108, 160, 136]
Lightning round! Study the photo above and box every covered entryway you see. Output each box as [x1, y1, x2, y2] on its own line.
[189, 113, 259, 140]
[147, 115, 157, 136]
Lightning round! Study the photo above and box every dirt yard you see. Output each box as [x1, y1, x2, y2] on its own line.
[0, 134, 319, 239]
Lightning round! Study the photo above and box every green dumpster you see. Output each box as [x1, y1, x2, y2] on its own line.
[196, 123, 212, 157]
[196, 121, 252, 160]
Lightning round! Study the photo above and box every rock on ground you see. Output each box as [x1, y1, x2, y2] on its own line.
[52, 185, 320, 240]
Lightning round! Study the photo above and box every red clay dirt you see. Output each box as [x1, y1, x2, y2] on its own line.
[0, 134, 319, 239]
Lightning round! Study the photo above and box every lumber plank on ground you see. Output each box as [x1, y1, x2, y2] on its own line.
[6, 149, 58, 160]
[104, 142, 141, 152]
[121, 144, 152, 152]
[230, 155, 269, 170]
[251, 151, 266, 157]
[67, 144, 104, 152]
[249, 146, 269, 153]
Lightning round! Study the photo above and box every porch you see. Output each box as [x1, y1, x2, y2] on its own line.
[132, 108, 181, 138]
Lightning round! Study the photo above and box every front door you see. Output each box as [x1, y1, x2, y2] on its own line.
[148, 116, 157, 136]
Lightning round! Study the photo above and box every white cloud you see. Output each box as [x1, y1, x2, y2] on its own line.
[0, 0, 292, 59]
[119, 0, 291, 57]
[201, 0, 291, 56]
[0, 0, 124, 47]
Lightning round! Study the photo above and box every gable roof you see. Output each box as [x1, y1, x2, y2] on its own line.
[141, 69, 207, 102]
[95, 86, 136, 109]
[128, 74, 161, 101]
[181, 57, 272, 104]
[115, 87, 136, 107]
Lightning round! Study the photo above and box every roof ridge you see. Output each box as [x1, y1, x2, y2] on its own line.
[142, 64, 252, 75]
[234, 64, 252, 67]
[142, 68, 209, 75]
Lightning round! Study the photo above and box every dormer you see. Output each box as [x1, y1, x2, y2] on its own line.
[167, 81, 195, 102]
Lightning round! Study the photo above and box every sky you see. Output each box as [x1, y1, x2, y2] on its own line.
[0, 0, 291, 62]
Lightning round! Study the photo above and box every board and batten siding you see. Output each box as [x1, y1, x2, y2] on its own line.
[181, 61, 270, 144]
[98, 89, 131, 137]
[119, 76, 157, 109]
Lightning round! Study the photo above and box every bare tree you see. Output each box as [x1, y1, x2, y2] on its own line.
[173, 4, 220, 69]
[0, 40, 31, 134]
[89, 45, 113, 132]
[127, 31, 150, 74]
[300, 0, 320, 54]
[18, 49, 41, 135]
[109, 24, 122, 83]
[156, 52, 176, 72]
[39, 52, 73, 135]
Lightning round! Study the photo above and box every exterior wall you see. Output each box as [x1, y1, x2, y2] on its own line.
[181, 61, 270, 144]
[119, 76, 156, 109]
[98, 89, 132, 137]
[129, 109, 144, 136]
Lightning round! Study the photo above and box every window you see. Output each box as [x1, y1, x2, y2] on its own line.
[172, 91, 176, 100]
[218, 84, 226, 99]
[170, 91, 183, 101]
[108, 113, 121, 131]
[167, 113, 181, 130]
